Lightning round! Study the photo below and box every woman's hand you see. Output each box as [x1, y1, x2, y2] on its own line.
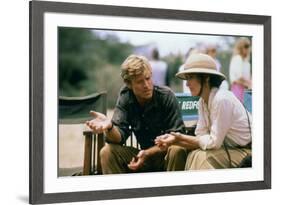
[154, 133, 178, 150]
[156, 132, 200, 150]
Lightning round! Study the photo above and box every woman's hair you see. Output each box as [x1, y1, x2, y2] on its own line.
[233, 37, 251, 57]
[120, 55, 152, 84]
[197, 74, 224, 89]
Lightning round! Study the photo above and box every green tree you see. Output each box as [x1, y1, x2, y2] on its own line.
[59, 28, 133, 108]
[164, 54, 184, 92]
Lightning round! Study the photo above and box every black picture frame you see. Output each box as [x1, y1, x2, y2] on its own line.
[29, 0, 271, 204]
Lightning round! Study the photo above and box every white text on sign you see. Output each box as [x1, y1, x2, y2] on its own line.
[181, 101, 199, 110]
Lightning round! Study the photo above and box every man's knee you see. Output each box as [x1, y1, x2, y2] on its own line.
[165, 145, 187, 171]
[167, 145, 187, 159]
[100, 143, 121, 161]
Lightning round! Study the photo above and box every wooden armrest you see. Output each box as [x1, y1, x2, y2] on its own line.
[83, 130, 92, 135]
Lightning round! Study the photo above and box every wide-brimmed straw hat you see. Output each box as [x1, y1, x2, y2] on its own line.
[176, 53, 226, 80]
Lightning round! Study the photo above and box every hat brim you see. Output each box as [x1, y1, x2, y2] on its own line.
[176, 68, 226, 80]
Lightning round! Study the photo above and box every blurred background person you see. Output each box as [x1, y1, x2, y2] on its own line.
[205, 43, 221, 71]
[149, 48, 169, 86]
[229, 37, 252, 102]
[178, 47, 199, 93]
[205, 43, 229, 90]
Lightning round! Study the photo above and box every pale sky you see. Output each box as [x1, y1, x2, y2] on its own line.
[93, 29, 236, 57]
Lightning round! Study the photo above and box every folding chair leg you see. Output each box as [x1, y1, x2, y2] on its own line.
[83, 131, 93, 175]
[97, 134, 105, 174]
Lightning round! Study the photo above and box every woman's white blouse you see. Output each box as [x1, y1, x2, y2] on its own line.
[229, 55, 251, 84]
[195, 88, 252, 150]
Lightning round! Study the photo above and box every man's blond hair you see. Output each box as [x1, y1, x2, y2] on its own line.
[121, 55, 152, 84]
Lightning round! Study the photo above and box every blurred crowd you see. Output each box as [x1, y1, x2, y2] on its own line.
[141, 37, 252, 103]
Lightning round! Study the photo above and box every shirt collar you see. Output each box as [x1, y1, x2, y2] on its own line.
[202, 87, 219, 110]
[128, 86, 158, 110]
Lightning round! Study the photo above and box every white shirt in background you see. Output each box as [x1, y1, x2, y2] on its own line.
[229, 55, 251, 84]
[149, 60, 168, 86]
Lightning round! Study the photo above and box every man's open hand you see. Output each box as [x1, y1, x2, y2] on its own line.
[86, 111, 112, 134]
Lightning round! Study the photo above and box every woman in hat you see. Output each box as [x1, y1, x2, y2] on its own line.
[155, 53, 252, 170]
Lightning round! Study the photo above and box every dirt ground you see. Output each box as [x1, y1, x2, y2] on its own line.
[58, 110, 115, 176]
[59, 124, 86, 169]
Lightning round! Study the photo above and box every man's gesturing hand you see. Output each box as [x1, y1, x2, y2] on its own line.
[86, 111, 112, 134]
[128, 150, 147, 171]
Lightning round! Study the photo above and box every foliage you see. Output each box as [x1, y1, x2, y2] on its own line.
[217, 51, 232, 82]
[163, 54, 184, 92]
[59, 28, 133, 108]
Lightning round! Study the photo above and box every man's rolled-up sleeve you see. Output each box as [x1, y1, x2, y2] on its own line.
[111, 98, 131, 145]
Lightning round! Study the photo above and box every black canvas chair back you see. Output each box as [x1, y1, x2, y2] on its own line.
[59, 92, 107, 175]
[59, 92, 107, 124]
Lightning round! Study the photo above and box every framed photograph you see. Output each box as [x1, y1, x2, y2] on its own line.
[30, 0, 271, 204]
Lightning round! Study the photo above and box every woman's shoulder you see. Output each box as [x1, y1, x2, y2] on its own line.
[214, 88, 236, 105]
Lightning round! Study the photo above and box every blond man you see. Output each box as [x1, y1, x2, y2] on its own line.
[86, 55, 186, 174]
